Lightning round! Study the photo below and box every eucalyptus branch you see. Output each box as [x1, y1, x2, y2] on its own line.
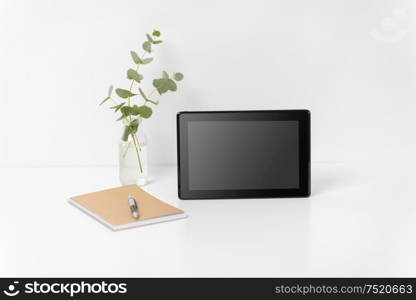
[145, 98, 159, 105]
[128, 52, 147, 106]
[148, 100, 159, 105]
[122, 141, 131, 158]
[99, 29, 184, 174]
[131, 134, 143, 173]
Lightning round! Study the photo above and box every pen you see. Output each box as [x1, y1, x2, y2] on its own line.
[128, 194, 139, 219]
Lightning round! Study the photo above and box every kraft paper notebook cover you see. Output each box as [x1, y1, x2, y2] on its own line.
[68, 185, 187, 231]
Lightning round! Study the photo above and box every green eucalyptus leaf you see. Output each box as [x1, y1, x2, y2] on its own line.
[110, 102, 125, 112]
[146, 34, 153, 43]
[173, 73, 184, 81]
[130, 51, 143, 64]
[108, 85, 114, 97]
[142, 41, 152, 53]
[147, 33, 162, 44]
[120, 106, 133, 116]
[131, 105, 141, 116]
[140, 105, 153, 118]
[129, 126, 138, 134]
[136, 105, 152, 118]
[130, 105, 152, 118]
[168, 79, 177, 91]
[153, 79, 167, 94]
[116, 88, 136, 99]
[127, 69, 143, 83]
[127, 119, 139, 134]
[99, 96, 110, 105]
[142, 57, 153, 64]
[153, 78, 177, 95]
[152, 30, 161, 37]
[162, 71, 169, 79]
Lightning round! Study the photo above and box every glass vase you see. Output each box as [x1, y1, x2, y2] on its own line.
[119, 117, 148, 186]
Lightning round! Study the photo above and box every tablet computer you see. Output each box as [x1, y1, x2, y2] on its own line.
[177, 110, 310, 199]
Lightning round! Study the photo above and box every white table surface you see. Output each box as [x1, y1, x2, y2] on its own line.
[0, 162, 415, 277]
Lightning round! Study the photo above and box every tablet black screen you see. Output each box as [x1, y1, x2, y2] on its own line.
[187, 120, 299, 190]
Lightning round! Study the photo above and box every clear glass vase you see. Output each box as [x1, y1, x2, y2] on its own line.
[119, 117, 148, 186]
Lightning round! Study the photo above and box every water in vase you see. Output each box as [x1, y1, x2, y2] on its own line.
[119, 122, 148, 186]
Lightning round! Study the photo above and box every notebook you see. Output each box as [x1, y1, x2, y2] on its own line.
[68, 185, 187, 231]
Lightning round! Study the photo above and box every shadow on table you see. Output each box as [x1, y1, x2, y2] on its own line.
[312, 163, 361, 197]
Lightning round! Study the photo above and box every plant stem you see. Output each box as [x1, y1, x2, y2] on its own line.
[128, 52, 147, 106]
[124, 50, 148, 171]
[122, 141, 131, 158]
[131, 133, 143, 173]
[132, 129, 141, 152]
[145, 99, 159, 105]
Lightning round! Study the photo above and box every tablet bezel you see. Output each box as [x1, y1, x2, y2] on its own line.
[177, 110, 310, 199]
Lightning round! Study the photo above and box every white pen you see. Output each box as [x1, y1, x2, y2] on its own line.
[128, 194, 139, 219]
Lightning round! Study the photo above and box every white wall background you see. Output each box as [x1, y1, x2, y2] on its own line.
[1, 0, 416, 166]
